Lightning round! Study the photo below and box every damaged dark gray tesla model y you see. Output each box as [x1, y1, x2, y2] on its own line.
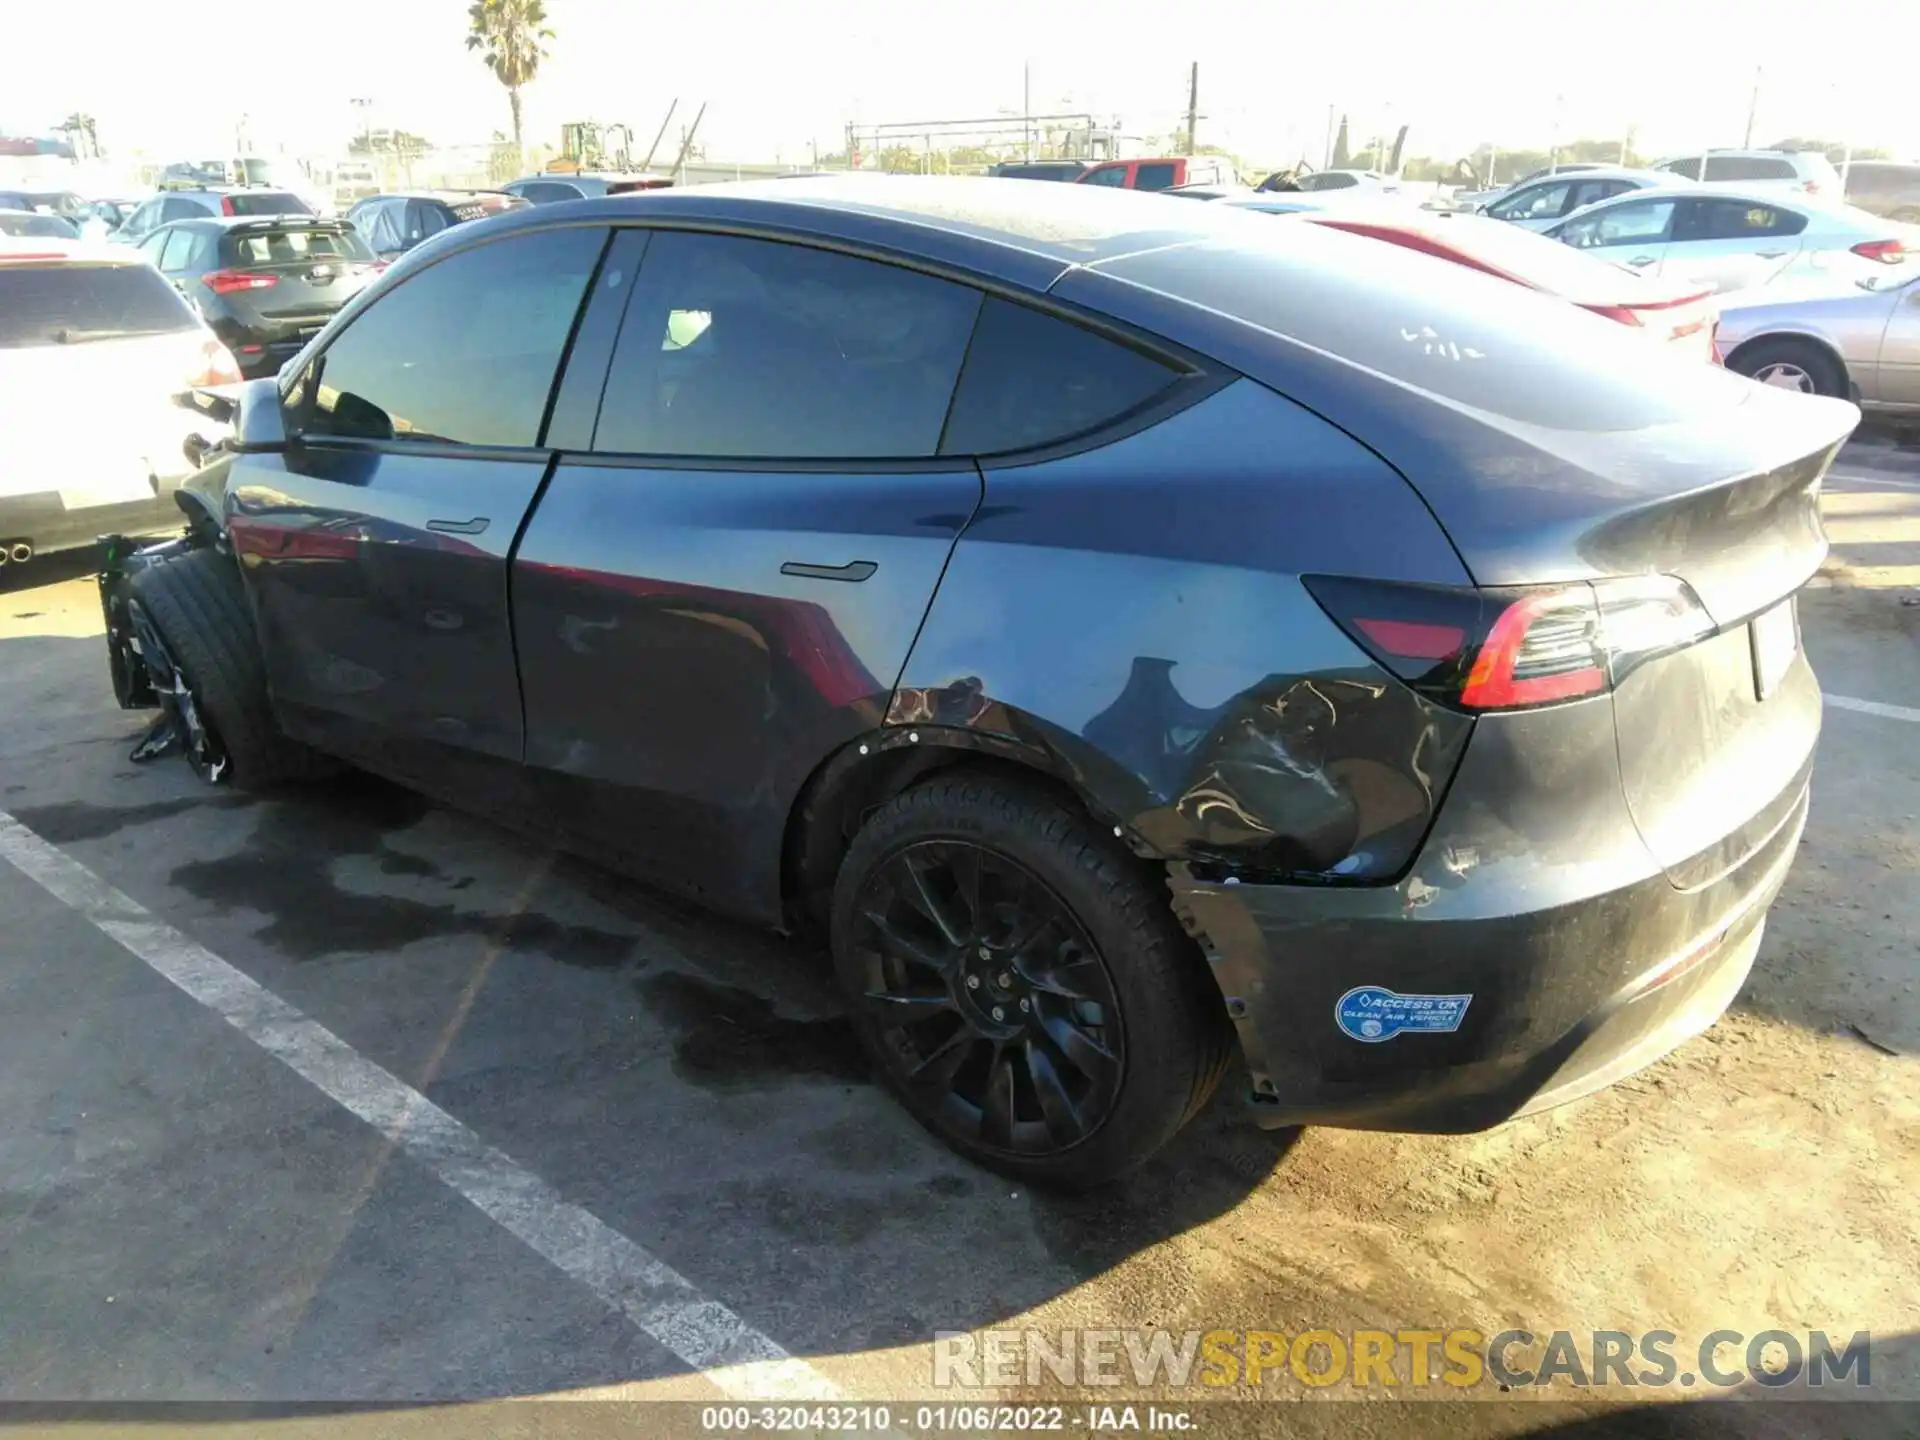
[99, 177, 1856, 1187]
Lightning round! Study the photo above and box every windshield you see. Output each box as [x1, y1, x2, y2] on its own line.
[0, 262, 197, 349]
[224, 225, 376, 266]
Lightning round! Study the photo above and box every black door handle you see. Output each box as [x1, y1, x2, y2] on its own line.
[780, 560, 876, 583]
[426, 517, 489, 535]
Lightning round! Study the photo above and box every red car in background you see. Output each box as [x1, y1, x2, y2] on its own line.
[1228, 200, 1720, 361]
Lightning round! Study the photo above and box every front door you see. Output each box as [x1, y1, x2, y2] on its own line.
[228, 223, 609, 783]
[513, 226, 986, 919]
[1553, 194, 1677, 275]
[1874, 279, 1920, 408]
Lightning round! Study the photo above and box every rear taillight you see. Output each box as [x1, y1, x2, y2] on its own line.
[1850, 239, 1905, 264]
[1305, 574, 1714, 713]
[202, 269, 278, 294]
[186, 334, 243, 387]
[220, 195, 236, 215]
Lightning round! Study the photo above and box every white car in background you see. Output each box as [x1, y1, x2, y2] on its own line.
[1477, 167, 1673, 230]
[1651, 149, 1843, 204]
[1544, 185, 1907, 295]
[0, 240, 236, 562]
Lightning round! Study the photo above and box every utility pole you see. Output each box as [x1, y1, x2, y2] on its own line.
[1185, 62, 1200, 153]
[1024, 63, 1032, 162]
[1323, 104, 1334, 170]
[1743, 66, 1761, 149]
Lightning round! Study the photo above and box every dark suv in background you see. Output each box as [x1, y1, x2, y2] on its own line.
[501, 172, 674, 203]
[346, 191, 528, 260]
[115, 188, 314, 246]
[133, 216, 378, 377]
[1843, 161, 1920, 223]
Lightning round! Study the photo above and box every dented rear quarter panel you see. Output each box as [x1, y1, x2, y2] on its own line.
[892, 379, 1478, 881]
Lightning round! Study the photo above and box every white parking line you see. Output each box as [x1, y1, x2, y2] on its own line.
[1826, 693, 1920, 725]
[0, 811, 840, 1403]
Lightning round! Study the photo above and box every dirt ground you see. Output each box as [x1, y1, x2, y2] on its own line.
[0, 439, 1915, 1440]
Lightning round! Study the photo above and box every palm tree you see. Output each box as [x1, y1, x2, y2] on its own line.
[465, 0, 551, 166]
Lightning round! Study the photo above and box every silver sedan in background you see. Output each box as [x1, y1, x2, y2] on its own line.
[1714, 265, 1920, 413]
[1544, 185, 1909, 295]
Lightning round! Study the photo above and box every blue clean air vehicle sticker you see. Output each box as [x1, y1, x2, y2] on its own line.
[1335, 986, 1472, 1042]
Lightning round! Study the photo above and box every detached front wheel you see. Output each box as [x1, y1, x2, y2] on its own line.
[831, 772, 1232, 1189]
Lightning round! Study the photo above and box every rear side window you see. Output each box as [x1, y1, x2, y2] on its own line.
[593, 231, 981, 459]
[0, 263, 197, 348]
[305, 226, 605, 448]
[1677, 199, 1806, 241]
[1711, 156, 1795, 181]
[1659, 158, 1701, 180]
[522, 181, 583, 203]
[225, 226, 374, 265]
[939, 297, 1182, 456]
[225, 191, 313, 217]
[1080, 166, 1129, 187]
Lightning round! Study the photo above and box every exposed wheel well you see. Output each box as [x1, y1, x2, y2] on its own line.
[780, 734, 1109, 942]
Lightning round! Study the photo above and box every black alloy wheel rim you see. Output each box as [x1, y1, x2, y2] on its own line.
[851, 840, 1125, 1156]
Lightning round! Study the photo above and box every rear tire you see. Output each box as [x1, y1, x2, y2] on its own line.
[830, 771, 1234, 1190]
[1728, 337, 1847, 398]
[127, 547, 328, 789]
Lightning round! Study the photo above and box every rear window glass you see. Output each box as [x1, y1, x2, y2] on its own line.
[940, 297, 1181, 455]
[0, 262, 197, 349]
[1098, 219, 1752, 433]
[224, 226, 374, 265]
[225, 191, 314, 217]
[1711, 157, 1795, 181]
[0, 212, 81, 238]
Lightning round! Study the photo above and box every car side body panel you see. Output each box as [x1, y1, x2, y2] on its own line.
[512, 458, 983, 923]
[892, 379, 1477, 882]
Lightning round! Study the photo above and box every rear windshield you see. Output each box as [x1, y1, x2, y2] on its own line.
[0, 212, 82, 238]
[223, 225, 374, 265]
[0, 262, 197, 349]
[226, 191, 314, 217]
[1098, 216, 1751, 432]
[1323, 213, 1651, 303]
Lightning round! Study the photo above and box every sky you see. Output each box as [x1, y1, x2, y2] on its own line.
[11, 0, 1918, 169]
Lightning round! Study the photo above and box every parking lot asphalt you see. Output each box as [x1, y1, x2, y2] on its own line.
[1, 436, 1916, 1438]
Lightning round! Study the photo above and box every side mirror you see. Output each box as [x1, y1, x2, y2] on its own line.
[174, 376, 287, 451]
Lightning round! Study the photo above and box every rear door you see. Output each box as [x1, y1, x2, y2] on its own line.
[230, 224, 608, 785]
[1664, 197, 1807, 293]
[1873, 277, 1920, 408]
[512, 227, 984, 918]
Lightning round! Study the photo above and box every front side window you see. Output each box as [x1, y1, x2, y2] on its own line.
[1135, 163, 1178, 191]
[1660, 157, 1703, 180]
[1556, 198, 1676, 249]
[593, 230, 981, 459]
[1493, 181, 1571, 220]
[939, 297, 1182, 456]
[1080, 165, 1129, 187]
[305, 226, 606, 448]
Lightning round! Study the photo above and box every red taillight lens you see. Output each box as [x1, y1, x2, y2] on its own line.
[1851, 239, 1905, 264]
[186, 334, 243, 387]
[1305, 574, 1714, 713]
[220, 195, 236, 215]
[202, 269, 278, 294]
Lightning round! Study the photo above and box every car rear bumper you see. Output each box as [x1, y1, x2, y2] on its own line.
[0, 482, 187, 558]
[1167, 691, 1814, 1134]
